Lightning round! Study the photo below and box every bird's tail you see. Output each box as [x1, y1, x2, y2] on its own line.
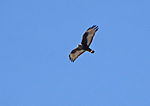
[90, 50, 95, 53]
[87, 48, 95, 53]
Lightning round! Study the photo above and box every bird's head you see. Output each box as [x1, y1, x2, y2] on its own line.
[78, 44, 82, 48]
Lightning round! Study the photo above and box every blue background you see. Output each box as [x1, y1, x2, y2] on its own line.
[0, 0, 150, 106]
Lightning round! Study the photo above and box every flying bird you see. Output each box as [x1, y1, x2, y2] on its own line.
[69, 25, 99, 62]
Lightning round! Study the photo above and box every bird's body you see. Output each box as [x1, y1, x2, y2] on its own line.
[69, 25, 99, 62]
[78, 44, 94, 53]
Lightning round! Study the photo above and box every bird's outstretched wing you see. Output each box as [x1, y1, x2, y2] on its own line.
[69, 47, 85, 62]
[81, 25, 98, 46]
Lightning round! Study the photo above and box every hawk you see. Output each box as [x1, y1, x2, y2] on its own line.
[69, 25, 99, 62]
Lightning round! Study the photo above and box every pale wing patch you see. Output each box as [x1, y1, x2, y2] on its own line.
[86, 31, 96, 46]
[85, 25, 98, 46]
[69, 48, 85, 62]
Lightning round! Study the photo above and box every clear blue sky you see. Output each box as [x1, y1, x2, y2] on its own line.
[0, 0, 150, 106]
